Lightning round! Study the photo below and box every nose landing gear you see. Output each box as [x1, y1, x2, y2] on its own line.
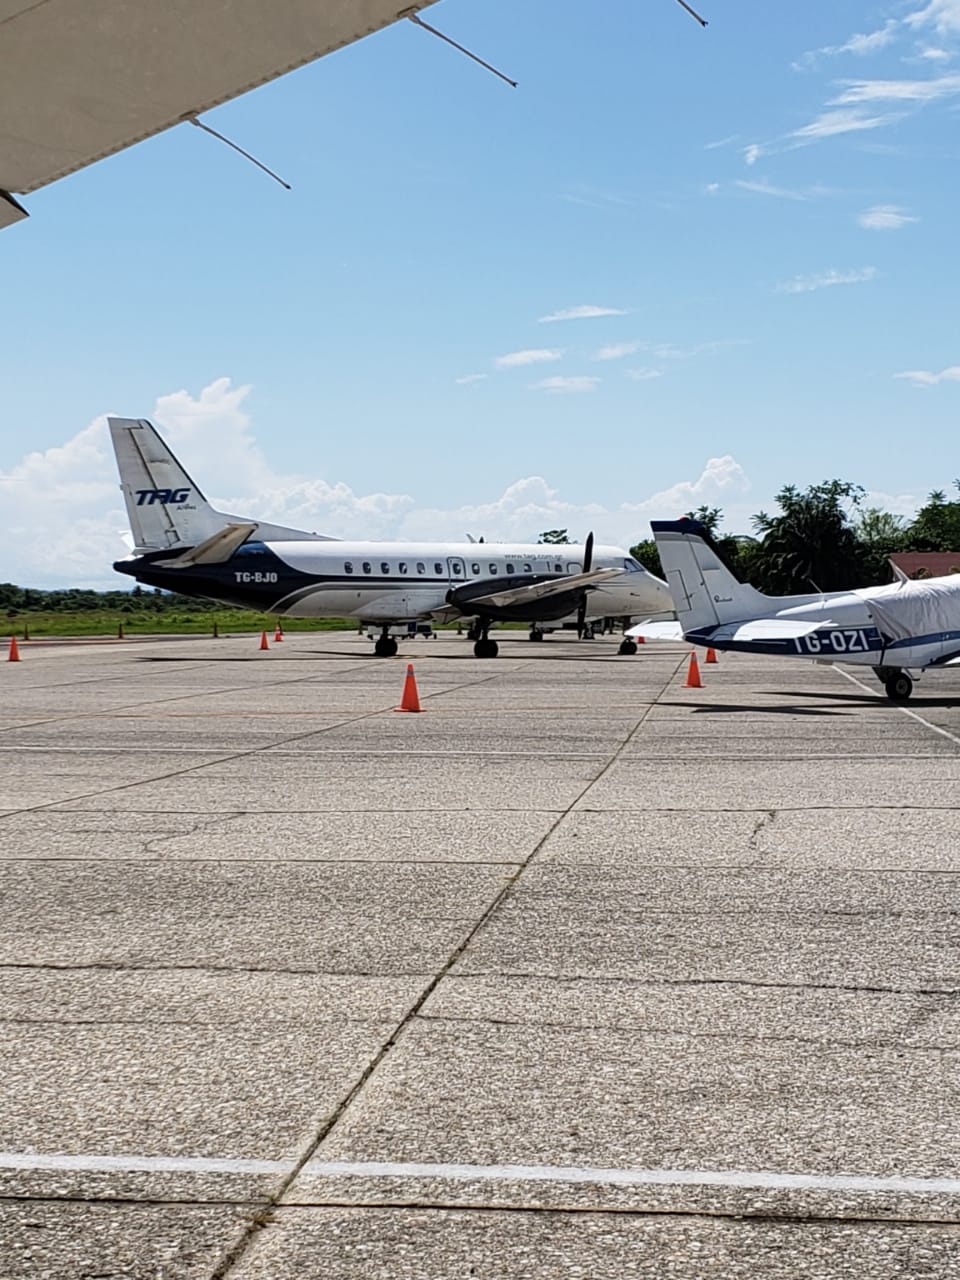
[874, 666, 913, 701]
[374, 629, 399, 658]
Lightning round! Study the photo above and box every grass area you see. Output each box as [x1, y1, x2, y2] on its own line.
[4, 610, 356, 638]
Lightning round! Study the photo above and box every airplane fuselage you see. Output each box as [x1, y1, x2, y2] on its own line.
[115, 539, 672, 624]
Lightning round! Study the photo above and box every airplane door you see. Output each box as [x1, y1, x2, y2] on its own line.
[447, 557, 466, 583]
[566, 561, 582, 574]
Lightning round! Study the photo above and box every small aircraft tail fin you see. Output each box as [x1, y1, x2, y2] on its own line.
[651, 518, 771, 632]
[109, 418, 228, 552]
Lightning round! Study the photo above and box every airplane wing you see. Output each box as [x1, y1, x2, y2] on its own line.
[711, 619, 838, 642]
[155, 523, 258, 568]
[464, 567, 621, 611]
[0, 0, 439, 228]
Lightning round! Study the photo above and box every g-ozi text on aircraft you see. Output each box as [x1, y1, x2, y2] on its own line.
[629, 517, 960, 701]
[110, 419, 673, 658]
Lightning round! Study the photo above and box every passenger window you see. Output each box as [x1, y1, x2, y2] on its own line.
[434, 562, 443, 575]
[362, 562, 372, 574]
[381, 561, 390, 574]
[344, 561, 354, 574]
[523, 563, 532, 573]
[554, 563, 562, 573]
[489, 563, 498, 575]
[452, 563, 463, 575]
[416, 562, 426, 574]
[472, 562, 481, 574]
[399, 562, 408, 574]
[506, 563, 515, 574]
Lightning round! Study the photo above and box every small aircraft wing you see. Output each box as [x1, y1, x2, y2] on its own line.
[465, 567, 621, 611]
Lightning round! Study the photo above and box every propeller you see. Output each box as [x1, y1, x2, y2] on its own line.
[576, 531, 595, 639]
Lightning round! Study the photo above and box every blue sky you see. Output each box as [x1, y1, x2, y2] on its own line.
[2, 0, 960, 586]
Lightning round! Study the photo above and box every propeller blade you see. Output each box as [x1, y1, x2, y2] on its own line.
[578, 532, 594, 638]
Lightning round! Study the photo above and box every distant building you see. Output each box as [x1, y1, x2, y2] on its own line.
[889, 552, 960, 579]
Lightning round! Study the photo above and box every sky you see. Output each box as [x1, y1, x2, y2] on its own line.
[2, 0, 959, 587]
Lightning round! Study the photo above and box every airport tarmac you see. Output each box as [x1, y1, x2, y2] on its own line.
[1, 628, 959, 1279]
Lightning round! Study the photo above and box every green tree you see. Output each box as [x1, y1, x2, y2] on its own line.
[537, 529, 569, 544]
[749, 480, 866, 594]
[905, 484, 960, 551]
[629, 539, 662, 577]
[854, 507, 907, 584]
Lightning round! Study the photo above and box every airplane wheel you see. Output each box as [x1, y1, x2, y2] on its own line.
[474, 638, 499, 658]
[618, 639, 637, 656]
[884, 672, 913, 702]
[529, 630, 544, 642]
[374, 636, 398, 657]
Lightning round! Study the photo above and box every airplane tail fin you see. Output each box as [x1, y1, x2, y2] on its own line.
[109, 418, 228, 552]
[651, 518, 771, 633]
[109, 418, 338, 553]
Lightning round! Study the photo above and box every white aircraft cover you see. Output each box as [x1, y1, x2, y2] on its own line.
[0, 0, 438, 212]
[859, 576, 960, 642]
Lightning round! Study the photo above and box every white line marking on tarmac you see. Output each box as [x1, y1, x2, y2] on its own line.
[302, 1160, 960, 1196]
[0, 1152, 287, 1176]
[3, 1152, 960, 1196]
[835, 667, 960, 748]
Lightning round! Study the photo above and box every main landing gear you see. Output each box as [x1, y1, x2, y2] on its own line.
[374, 628, 398, 658]
[874, 666, 913, 702]
[618, 638, 638, 656]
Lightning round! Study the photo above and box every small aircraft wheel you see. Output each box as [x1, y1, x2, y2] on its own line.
[884, 672, 913, 702]
[474, 638, 499, 658]
[529, 630, 544, 642]
[374, 636, 398, 658]
[618, 639, 638, 656]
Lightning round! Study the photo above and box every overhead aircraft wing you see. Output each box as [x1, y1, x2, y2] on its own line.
[464, 567, 621, 611]
[0, 0, 439, 228]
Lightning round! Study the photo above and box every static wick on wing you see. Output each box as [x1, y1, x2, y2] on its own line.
[187, 117, 292, 190]
[408, 13, 518, 87]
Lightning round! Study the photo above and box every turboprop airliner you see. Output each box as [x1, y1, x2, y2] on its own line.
[109, 419, 673, 657]
[629, 517, 960, 700]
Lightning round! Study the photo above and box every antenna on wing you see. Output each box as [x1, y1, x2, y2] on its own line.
[188, 117, 292, 190]
[673, 0, 708, 25]
[408, 13, 518, 87]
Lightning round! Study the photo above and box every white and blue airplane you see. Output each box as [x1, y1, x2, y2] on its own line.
[629, 517, 960, 701]
[109, 419, 673, 657]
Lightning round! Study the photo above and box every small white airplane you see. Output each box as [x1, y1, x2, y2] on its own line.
[629, 517, 960, 701]
[109, 419, 673, 657]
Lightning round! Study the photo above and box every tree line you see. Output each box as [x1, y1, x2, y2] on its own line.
[628, 480, 960, 594]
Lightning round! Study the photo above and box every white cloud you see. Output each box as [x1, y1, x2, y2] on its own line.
[791, 108, 899, 141]
[857, 204, 919, 229]
[735, 179, 812, 201]
[777, 266, 879, 293]
[743, 143, 763, 165]
[530, 376, 601, 394]
[0, 377, 765, 580]
[893, 365, 960, 386]
[594, 341, 642, 361]
[494, 348, 563, 369]
[832, 73, 960, 103]
[455, 373, 488, 385]
[537, 305, 627, 323]
[625, 368, 664, 382]
[704, 182, 720, 194]
[796, 20, 899, 68]
[905, 0, 960, 36]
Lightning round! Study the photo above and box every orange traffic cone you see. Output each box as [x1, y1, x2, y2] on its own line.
[259, 630, 269, 651]
[8, 635, 20, 662]
[705, 647, 718, 664]
[394, 663, 422, 713]
[274, 625, 283, 642]
[684, 650, 702, 688]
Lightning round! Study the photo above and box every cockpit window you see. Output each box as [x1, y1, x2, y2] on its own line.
[623, 557, 644, 573]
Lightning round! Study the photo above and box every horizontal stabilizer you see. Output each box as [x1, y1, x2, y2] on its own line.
[466, 567, 620, 610]
[711, 618, 838, 642]
[155, 522, 258, 568]
[626, 620, 684, 640]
